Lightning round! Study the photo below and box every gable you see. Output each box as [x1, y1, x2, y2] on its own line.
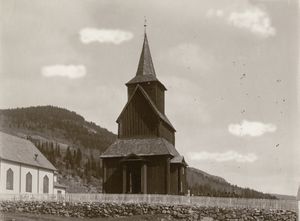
[118, 87, 158, 138]
[117, 85, 175, 131]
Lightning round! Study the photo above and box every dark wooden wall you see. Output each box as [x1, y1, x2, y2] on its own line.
[169, 164, 187, 195]
[119, 89, 158, 138]
[170, 164, 179, 194]
[182, 166, 187, 194]
[159, 122, 175, 145]
[103, 156, 184, 195]
[103, 158, 122, 193]
[127, 82, 165, 114]
[146, 156, 167, 194]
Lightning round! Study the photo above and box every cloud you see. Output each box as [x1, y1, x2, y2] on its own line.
[228, 120, 277, 137]
[228, 8, 276, 38]
[79, 28, 133, 45]
[206, 6, 276, 38]
[41, 65, 86, 79]
[188, 151, 258, 163]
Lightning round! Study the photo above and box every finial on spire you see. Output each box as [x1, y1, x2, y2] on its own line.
[144, 16, 147, 34]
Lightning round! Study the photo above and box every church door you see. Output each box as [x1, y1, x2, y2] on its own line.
[126, 163, 141, 193]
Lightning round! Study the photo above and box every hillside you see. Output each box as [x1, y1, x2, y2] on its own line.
[187, 167, 276, 199]
[0, 106, 117, 192]
[0, 106, 276, 199]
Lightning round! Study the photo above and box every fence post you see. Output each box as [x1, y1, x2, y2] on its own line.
[297, 186, 300, 221]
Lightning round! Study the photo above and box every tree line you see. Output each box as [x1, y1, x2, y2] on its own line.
[27, 137, 102, 182]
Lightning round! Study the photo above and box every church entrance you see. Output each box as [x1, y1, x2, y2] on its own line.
[126, 162, 141, 193]
[121, 155, 147, 194]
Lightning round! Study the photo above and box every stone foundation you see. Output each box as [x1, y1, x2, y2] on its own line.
[0, 201, 297, 220]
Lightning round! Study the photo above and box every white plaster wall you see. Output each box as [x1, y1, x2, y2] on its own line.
[38, 169, 54, 194]
[0, 160, 21, 194]
[0, 160, 58, 195]
[20, 165, 38, 194]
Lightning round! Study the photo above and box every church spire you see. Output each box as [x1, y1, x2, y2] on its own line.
[136, 32, 156, 77]
[126, 23, 165, 88]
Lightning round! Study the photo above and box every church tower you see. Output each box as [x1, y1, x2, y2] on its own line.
[117, 33, 175, 145]
[101, 30, 187, 195]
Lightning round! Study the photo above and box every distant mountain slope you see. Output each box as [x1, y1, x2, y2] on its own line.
[186, 167, 276, 199]
[0, 106, 116, 152]
[0, 106, 117, 192]
[0, 106, 276, 199]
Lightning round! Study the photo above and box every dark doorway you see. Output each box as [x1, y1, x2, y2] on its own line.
[126, 163, 141, 193]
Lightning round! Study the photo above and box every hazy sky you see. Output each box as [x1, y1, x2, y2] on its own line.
[1, 0, 299, 195]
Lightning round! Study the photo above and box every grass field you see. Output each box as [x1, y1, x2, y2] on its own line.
[0, 213, 174, 221]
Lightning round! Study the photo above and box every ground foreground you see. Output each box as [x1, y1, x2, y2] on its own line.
[0, 201, 297, 221]
[1, 213, 176, 221]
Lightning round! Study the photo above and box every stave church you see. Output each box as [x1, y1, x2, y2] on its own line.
[100, 30, 187, 195]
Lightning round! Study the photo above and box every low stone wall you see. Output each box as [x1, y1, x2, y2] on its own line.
[0, 201, 297, 220]
[1, 193, 297, 211]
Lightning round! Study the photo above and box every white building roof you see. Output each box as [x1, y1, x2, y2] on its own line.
[0, 131, 57, 171]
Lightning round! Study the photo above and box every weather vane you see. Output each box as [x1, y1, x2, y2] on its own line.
[144, 16, 147, 34]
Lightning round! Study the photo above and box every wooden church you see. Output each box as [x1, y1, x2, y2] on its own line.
[100, 31, 187, 195]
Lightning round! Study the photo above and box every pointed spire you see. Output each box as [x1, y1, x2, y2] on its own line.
[127, 22, 166, 88]
[144, 16, 147, 35]
[136, 33, 156, 76]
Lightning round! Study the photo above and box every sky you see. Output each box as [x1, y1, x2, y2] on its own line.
[0, 0, 299, 195]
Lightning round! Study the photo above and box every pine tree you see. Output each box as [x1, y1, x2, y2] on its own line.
[76, 148, 82, 166]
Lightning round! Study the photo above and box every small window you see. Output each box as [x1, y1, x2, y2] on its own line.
[6, 168, 14, 190]
[57, 190, 62, 194]
[26, 172, 32, 192]
[182, 167, 185, 175]
[43, 175, 49, 193]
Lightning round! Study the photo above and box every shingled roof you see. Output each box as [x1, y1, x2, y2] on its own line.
[170, 155, 188, 166]
[100, 137, 180, 158]
[0, 131, 56, 171]
[126, 33, 166, 90]
[117, 85, 175, 131]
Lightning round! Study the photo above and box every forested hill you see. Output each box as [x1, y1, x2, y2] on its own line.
[0, 106, 117, 193]
[0, 106, 277, 199]
[186, 167, 276, 199]
[0, 106, 116, 152]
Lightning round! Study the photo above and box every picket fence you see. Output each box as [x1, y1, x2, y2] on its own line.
[0, 193, 297, 212]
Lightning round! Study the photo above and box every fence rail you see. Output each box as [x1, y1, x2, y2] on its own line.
[0, 193, 297, 212]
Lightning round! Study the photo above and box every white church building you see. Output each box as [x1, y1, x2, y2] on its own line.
[0, 131, 66, 195]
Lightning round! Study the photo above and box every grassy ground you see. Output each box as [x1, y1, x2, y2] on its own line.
[0, 213, 174, 221]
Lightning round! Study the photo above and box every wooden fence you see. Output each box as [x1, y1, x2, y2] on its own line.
[0, 193, 297, 212]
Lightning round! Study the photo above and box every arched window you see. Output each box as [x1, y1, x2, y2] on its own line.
[6, 168, 13, 190]
[43, 175, 49, 193]
[26, 172, 32, 192]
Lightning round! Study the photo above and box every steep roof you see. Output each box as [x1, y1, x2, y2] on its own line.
[100, 137, 180, 158]
[117, 85, 175, 131]
[0, 131, 56, 171]
[170, 155, 188, 166]
[126, 33, 165, 89]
